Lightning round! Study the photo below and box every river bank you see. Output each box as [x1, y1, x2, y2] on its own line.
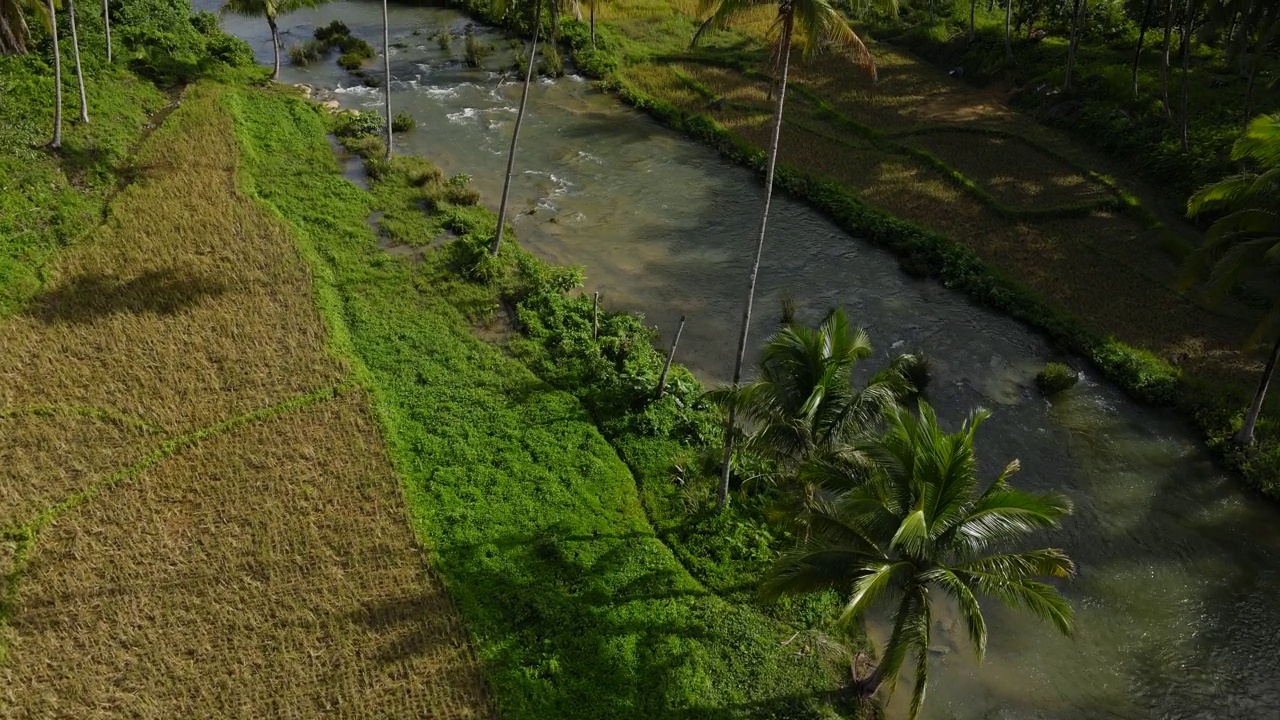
[434, 0, 1280, 501]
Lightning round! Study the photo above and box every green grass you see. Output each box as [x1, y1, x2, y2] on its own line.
[228, 87, 851, 720]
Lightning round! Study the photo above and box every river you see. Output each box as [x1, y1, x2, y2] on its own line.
[200, 2, 1280, 717]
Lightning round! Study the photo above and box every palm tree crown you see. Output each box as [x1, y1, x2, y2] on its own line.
[762, 402, 1075, 719]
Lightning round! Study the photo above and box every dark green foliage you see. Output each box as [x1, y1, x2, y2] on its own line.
[231, 87, 846, 720]
[313, 20, 349, 44]
[437, 31, 453, 52]
[391, 111, 415, 133]
[111, 0, 256, 84]
[332, 109, 383, 138]
[539, 45, 565, 77]
[1035, 362, 1080, 395]
[443, 173, 481, 205]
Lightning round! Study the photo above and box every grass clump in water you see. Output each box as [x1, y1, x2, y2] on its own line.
[288, 39, 327, 65]
[1036, 362, 1079, 396]
[391, 112, 415, 133]
[464, 33, 493, 67]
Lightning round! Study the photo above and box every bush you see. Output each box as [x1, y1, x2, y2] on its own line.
[288, 39, 326, 66]
[205, 32, 255, 68]
[437, 31, 452, 52]
[333, 110, 384, 138]
[338, 52, 367, 71]
[539, 45, 565, 77]
[464, 33, 492, 67]
[1035, 362, 1079, 396]
[314, 20, 350, 45]
[336, 36, 375, 70]
[391, 111, 415, 133]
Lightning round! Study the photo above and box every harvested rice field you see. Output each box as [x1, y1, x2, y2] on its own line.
[0, 84, 493, 719]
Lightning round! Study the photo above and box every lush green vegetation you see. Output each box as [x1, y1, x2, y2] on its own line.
[1036, 361, 1080, 395]
[230, 86, 862, 719]
[0, 0, 257, 316]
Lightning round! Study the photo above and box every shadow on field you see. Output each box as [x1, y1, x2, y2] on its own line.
[440, 528, 844, 719]
[25, 269, 227, 325]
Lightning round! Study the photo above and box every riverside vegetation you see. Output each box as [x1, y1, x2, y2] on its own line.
[2, 0, 1080, 714]
[444, 0, 1280, 500]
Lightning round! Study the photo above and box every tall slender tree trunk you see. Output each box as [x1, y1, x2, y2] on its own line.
[490, 0, 541, 257]
[1064, 0, 1083, 91]
[48, 0, 63, 148]
[572, 0, 581, 21]
[1160, 0, 1175, 119]
[1132, 0, 1155, 98]
[969, 0, 976, 40]
[718, 8, 794, 511]
[103, 0, 111, 63]
[383, 0, 392, 161]
[590, 0, 595, 45]
[68, 0, 88, 123]
[268, 15, 281, 81]
[1178, 0, 1193, 151]
[1235, 333, 1280, 445]
[1004, 0, 1013, 63]
[929, 0, 935, 23]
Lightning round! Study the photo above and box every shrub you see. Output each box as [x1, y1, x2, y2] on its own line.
[395, 156, 443, 187]
[1036, 362, 1079, 396]
[899, 351, 932, 395]
[336, 35, 374, 57]
[440, 173, 480, 205]
[464, 33, 492, 67]
[339, 134, 386, 159]
[391, 111, 415, 133]
[337, 52, 365, 71]
[314, 20, 350, 45]
[288, 39, 326, 66]
[437, 31, 452, 52]
[205, 32, 255, 68]
[333, 110, 383, 138]
[539, 45, 565, 77]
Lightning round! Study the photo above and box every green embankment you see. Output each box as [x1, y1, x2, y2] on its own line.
[229, 87, 846, 719]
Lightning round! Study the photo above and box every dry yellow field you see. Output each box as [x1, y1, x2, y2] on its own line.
[0, 85, 492, 719]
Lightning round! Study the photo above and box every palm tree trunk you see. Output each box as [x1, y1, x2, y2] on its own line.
[490, 0, 541, 257]
[1160, 0, 1174, 119]
[1003, 0, 1013, 63]
[572, 0, 581, 21]
[590, 0, 595, 46]
[656, 315, 686, 399]
[1132, 0, 1155, 98]
[383, 0, 392, 161]
[929, 0, 935, 23]
[1178, 0, 1192, 151]
[48, 0, 63, 148]
[969, 0, 976, 41]
[103, 0, 111, 63]
[1235, 332, 1280, 445]
[268, 15, 281, 81]
[718, 9, 794, 512]
[1064, 0, 1083, 91]
[68, 0, 88, 123]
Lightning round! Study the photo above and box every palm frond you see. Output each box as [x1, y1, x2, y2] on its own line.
[836, 560, 910, 624]
[924, 568, 987, 660]
[962, 572, 1074, 636]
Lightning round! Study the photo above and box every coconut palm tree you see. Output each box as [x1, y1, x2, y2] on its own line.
[381, 0, 391, 160]
[101, 0, 109, 62]
[762, 402, 1075, 719]
[46, 0, 63, 147]
[67, 0, 87, 122]
[693, 0, 878, 512]
[706, 308, 918, 482]
[1, 0, 44, 53]
[490, 0, 543, 256]
[222, 0, 325, 81]
[1186, 113, 1280, 446]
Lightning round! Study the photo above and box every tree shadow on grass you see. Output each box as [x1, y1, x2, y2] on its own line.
[24, 269, 227, 325]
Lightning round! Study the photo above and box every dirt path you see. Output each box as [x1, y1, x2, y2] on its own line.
[0, 84, 493, 719]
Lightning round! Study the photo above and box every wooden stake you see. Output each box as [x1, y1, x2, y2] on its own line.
[656, 315, 687, 399]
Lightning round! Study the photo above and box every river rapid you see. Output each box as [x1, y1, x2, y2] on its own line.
[202, 2, 1280, 717]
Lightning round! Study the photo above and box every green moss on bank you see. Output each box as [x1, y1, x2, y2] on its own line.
[229, 86, 848, 719]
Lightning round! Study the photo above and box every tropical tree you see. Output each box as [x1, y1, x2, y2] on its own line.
[47, 0, 63, 147]
[1, 0, 43, 53]
[381, 0, 391, 160]
[693, 0, 878, 512]
[102, 0, 109, 62]
[1185, 113, 1280, 445]
[1064, 0, 1084, 90]
[762, 402, 1075, 719]
[706, 308, 918, 492]
[490, 0, 543, 256]
[67, 0, 87, 122]
[221, 0, 325, 80]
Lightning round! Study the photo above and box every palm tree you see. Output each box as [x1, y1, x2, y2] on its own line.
[102, 0, 109, 62]
[693, 0, 877, 513]
[381, 0, 391, 160]
[706, 308, 917, 492]
[762, 402, 1075, 719]
[47, 0, 63, 147]
[1131, 0, 1156, 99]
[222, 0, 325, 81]
[490, 0, 543, 256]
[1186, 113, 1280, 445]
[1064, 0, 1084, 91]
[67, 0, 87, 123]
[2, 0, 43, 54]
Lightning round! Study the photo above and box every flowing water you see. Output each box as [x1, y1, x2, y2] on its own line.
[203, 3, 1280, 716]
